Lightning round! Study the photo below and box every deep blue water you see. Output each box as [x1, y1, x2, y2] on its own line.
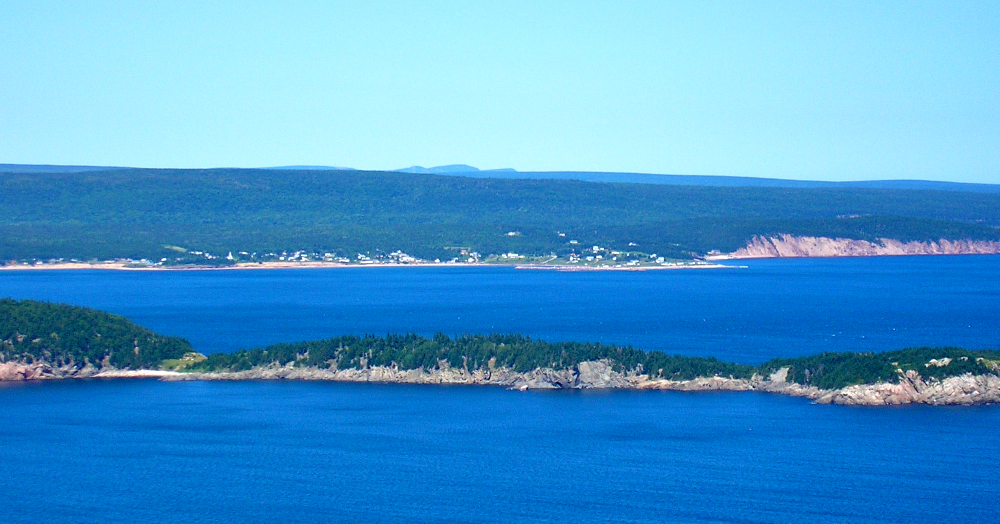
[1, 379, 997, 524]
[1, 256, 998, 362]
[1, 256, 999, 523]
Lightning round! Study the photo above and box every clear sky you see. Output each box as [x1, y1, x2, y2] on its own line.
[1, 1, 997, 182]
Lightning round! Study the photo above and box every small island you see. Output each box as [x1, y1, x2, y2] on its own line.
[2, 299, 998, 406]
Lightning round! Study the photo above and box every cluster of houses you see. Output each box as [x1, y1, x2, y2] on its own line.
[563, 244, 669, 267]
[12, 234, 678, 268]
[128, 248, 496, 266]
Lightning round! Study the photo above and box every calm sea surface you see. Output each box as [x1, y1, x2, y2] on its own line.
[1, 256, 998, 361]
[1, 256, 998, 523]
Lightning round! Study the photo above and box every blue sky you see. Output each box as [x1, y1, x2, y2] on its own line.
[1, 1, 997, 182]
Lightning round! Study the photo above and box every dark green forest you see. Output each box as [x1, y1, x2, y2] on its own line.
[758, 347, 1000, 389]
[191, 333, 756, 381]
[3, 299, 997, 389]
[0, 299, 192, 369]
[196, 332, 1000, 389]
[2, 168, 999, 262]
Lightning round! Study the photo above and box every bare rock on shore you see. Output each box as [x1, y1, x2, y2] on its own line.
[0, 361, 182, 381]
[165, 359, 641, 391]
[510, 360, 642, 390]
[0, 361, 94, 380]
[3, 358, 998, 406]
[637, 376, 752, 392]
[813, 371, 1000, 406]
[0, 361, 45, 380]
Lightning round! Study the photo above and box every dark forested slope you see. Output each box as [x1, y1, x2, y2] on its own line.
[2, 168, 999, 261]
[193, 333, 754, 381]
[0, 299, 192, 369]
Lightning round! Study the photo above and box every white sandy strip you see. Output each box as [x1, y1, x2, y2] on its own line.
[514, 263, 743, 271]
[0, 261, 742, 271]
[0, 262, 461, 271]
[92, 369, 186, 378]
[0, 262, 131, 271]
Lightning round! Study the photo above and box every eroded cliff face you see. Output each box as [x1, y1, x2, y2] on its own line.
[810, 370, 1000, 406]
[719, 235, 1000, 259]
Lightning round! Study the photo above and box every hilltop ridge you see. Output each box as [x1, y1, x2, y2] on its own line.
[2, 165, 999, 265]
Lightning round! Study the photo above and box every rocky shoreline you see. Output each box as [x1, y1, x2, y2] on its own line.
[2, 359, 998, 407]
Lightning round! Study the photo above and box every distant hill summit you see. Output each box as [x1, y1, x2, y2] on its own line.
[394, 164, 518, 175]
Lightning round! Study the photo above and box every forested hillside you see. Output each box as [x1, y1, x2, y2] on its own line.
[193, 333, 754, 380]
[2, 168, 999, 262]
[0, 299, 191, 369]
[197, 333, 1000, 389]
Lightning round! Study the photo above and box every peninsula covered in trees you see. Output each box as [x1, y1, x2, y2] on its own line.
[0, 298, 192, 370]
[2, 299, 998, 405]
[2, 167, 1000, 266]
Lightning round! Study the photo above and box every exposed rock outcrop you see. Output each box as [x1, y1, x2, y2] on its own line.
[811, 370, 1000, 406]
[164, 359, 642, 391]
[0, 361, 104, 380]
[3, 359, 998, 407]
[716, 235, 1000, 259]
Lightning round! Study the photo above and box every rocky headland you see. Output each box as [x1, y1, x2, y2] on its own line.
[4, 299, 998, 407]
[3, 358, 998, 407]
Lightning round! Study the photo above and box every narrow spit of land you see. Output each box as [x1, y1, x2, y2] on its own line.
[0, 260, 735, 271]
[1, 299, 998, 406]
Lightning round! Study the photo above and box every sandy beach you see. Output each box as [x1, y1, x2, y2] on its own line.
[514, 263, 740, 271]
[0, 261, 740, 271]
[0, 261, 465, 271]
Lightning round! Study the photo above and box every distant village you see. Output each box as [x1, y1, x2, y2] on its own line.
[6, 241, 696, 269]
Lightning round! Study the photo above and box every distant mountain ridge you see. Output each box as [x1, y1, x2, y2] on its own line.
[393, 164, 517, 175]
[435, 169, 1000, 194]
[1, 162, 997, 193]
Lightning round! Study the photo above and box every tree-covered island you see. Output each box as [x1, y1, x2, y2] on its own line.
[2, 299, 998, 405]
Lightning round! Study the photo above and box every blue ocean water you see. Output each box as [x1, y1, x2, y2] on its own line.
[1, 256, 998, 523]
[1, 255, 998, 362]
[0, 379, 997, 524]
